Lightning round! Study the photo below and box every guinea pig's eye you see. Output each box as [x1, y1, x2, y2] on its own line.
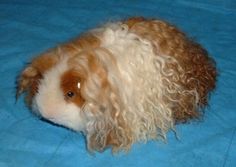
[66, 91, 75, 98]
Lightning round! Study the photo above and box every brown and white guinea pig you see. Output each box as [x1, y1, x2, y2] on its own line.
[17, 17, 217, 152]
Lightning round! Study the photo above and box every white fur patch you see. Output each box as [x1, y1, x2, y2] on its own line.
[33, 58, 86, 131]
[91, 23, 174, 141]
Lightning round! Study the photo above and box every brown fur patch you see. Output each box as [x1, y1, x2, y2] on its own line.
[68, 51, 111, 104]
[86, 50, 115, 89]
[125, 17, 217, 122]
[60, 70, 85, 107]
[125, 17, 146, 28]
[61, 34, 101, 56]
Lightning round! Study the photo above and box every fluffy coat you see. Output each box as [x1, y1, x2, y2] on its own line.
[17, 17, 217, 152]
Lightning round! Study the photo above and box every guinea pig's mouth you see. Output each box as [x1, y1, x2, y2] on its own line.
[40, 117, 81, 132]
[40, 117, 67, 129]
[46, 117, 67, 126]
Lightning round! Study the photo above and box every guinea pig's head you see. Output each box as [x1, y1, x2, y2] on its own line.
[19, 53, 105, 131]
[32, 58, 87, 131]
[17, 49, 132, 152]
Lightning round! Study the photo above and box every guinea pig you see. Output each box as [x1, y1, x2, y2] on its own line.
[17, 17, 217, 152]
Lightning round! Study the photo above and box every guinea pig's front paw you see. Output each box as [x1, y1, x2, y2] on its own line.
[17, 66, 42, 103]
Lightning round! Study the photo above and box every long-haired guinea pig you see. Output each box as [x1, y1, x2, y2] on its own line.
[17, 17, 217, 152]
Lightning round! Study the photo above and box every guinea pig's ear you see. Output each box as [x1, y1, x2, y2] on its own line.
[16, 66, 41, 101]
[16, 50, 59, 104]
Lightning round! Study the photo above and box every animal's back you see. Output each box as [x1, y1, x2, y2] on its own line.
[124, 17, 217, 122]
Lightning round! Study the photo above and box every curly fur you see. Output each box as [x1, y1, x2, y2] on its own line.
[17, 17, 217, 152]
